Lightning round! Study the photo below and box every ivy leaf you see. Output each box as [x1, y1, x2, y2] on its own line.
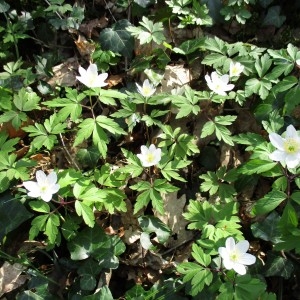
[263, 251, 293, 279]
[0, 191, 33, 240]
[138, 215, 171, 250]
[100, 19, 134, 58]
[68, 226, 125, 266]
[251, 211, 281, 243]
[262, 6, 286, 28]
[234, 275, 267, 300]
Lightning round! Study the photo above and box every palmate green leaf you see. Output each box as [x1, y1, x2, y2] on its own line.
[238, 159, 277, 175]
[202, 53, 230, 68]
[94, 188, 127, 214]
[13, 88, 40, 112]
[252, 190, 286, 216]
[245, 77, 272, 100]
[74, 200, 95, 227]
[74, 116, 125, 158]
[173, 38, 204, 55]
[100, 19, 134, 58]
[204, 36, 226, 54]
[177, 262, 213, 296]
[120, 148, 143, 178]
[150, 188, 164, 214]
[43, 88, 85, 121]
[45, 214, 60, 245]
[191, 243, 211, 266]
[134, 189, 151, 214]
[127, 16, 165, 45]
[0, 110, 28, 129]
[183, 200, 212, 230]
[251, 211, 281, 243]
[172, 86, 201, 119]
[29, 200, 50, 213]
[29, 215, 49, 240]
[160, 159, 191, 182]
[0, 132, 19, 153]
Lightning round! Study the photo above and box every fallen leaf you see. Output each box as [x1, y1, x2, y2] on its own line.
[0, 261, 28, 297]
[155, 192, 194, 248]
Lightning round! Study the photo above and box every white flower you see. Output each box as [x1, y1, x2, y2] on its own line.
[218, 237, 256, 275]
[23, 170, 60, 202]
[205, 71, 234, 96]
[136, 79, 156, 97]
[296, 59, 300, 66]
[229, 61, 244, 77]
[137, 144, 162, 167]
[76, 63, 108, 88]
[269, 125, 300, 169]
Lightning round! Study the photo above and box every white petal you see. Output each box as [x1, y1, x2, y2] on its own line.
[78, 66, 87, 77]
[27, 190, 42, 198]
[285, 125, 298, 138]
[223, 83, 234, 91]
[220, 74, 230, 84]
[235, 240, 250, 253]
[225, 237, 236, 252]
[269, 150, 286, 162]
[36, 170, 47, 184]
[50, 183, 60, 194]
[222, 258, 234, 270]
[47, 172, 57, 185]
[233, 263, 247, 275]
[239, 253, 256, 265]
[148, 144, 156, 152]
[269, 133, 284, 150]
[218, 247, 228, 259]
[87, 63, 98, 76]
[40, 192, 53, 202]
[205, 74, 212, 85]
[136, 83, 143, 93]
[23, 181, 39, 192]
[286, 154, 300, 168]
[140, 145, 148, 154]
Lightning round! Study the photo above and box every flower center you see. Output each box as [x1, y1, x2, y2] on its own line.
[143, 87, 152, 96]
[283, 138, 300, 154]
[232, 67, 238, 75]
[146, 153, 155, 163]
[229, 250, 240, 262]
[40, 185, 48, 193]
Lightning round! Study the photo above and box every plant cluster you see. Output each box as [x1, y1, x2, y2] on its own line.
[1, 0, 300, 299]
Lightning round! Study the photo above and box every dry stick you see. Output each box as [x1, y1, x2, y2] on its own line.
[59, 133, 80, 170]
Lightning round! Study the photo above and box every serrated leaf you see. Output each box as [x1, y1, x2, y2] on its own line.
[253, 190, 286, 215]
[74, 200, 95, 227]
